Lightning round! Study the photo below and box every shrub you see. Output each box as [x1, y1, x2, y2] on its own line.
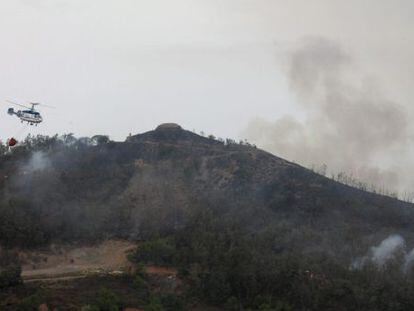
[0, 265, 22, 289]
[93, 287, 120, 311]
[16, 294, 43, 311]
[160, 293, 185, 311]
[131, 238, 176, 266]
[144, 295, 163, 311]
[133, 274, 150, 301]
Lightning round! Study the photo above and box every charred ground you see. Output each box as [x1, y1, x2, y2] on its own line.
[1, 124, 412, 252]
[1, 124, 414, 310]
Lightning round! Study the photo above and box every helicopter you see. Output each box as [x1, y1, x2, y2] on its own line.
[6, 100, 53, 126]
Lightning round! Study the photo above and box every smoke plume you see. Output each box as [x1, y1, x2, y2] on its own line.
[244, 37, 412, 195]
[371, 234, 405, 267]
[22, 151, 52, 173]
[352, 234, 414, 273]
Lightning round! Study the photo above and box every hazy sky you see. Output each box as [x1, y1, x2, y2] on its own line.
[0, 0, 411, 143]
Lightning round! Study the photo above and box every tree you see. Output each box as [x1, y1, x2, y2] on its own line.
[93, 288, 121, 311]
[145, 295, 163, 311]
[92, 135, 110, 145]
[0, 264, 22, 288]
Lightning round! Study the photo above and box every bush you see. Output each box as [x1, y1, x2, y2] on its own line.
[144, 295, 163, 311]
[224, 296, 239, 310]
[0, 199, 49, 248]
[0, 265, 22, 289]
[160, 293, 185, 311]
[93, 287, 121, 311]
[16, 293, 43, 311]
[133, 274, 150, 301]
[131, 238, 176, 266]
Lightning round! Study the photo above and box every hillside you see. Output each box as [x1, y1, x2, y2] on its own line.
[1, 123, 412, 253]
[2, 123, 414, 310]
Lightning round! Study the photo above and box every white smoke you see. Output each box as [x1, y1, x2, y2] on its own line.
[352, 234, 414, 273]
[22, 151, 52, 173]
[403, 248, 414, 273]
[371, 235, 405, 267]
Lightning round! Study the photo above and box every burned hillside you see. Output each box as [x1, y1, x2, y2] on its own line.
[2, 125, 414, 309]
[0, 124, 413, 258]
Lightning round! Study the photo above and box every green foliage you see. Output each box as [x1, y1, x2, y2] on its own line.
[224, 296, 240, 310]
[159, 293, 185, 311]
[0, 264, 22, 289]
[16, 293, 43, 311]
[131, 238, 176, 266]
[273, 301, 294, 311]
[133, 274, 147, 291]
[133, 273, 150, 301]
[0, 249, 22, 289]
[92, 287, 121, 311]
[153, 209, 414, 310]
[2, 130, 414, 310]
[144, 295, 164, 311]
[0, 199, 49, 248]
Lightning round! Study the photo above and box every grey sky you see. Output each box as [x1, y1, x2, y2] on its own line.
[0, 1, 413, 193]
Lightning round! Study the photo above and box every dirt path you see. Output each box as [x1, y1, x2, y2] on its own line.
[20, 240, 136, 282]
[19, 240, 179, 284]
[146, 266, 177, 275]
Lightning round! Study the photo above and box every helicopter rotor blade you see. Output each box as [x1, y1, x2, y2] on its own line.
[30, 102, 56, 109]
[6, 100, 31, 109]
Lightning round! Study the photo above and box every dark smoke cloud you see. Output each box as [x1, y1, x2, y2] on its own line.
[244, 37, 411, 194]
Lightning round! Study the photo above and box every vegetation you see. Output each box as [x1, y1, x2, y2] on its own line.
[91, 287, 121, 311]
[16, 293, 44, 311]
[2, 127, 414, 309]
[130, 210, 414, 310]
[310, 163, 403, 200]
[129, 237, 176, 266]
[0, 249, 22, 289]
[0, 265, 22, 289]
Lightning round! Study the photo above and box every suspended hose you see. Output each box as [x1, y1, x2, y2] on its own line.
[16, 123, 29, 140]
[16, 123, 29, 141]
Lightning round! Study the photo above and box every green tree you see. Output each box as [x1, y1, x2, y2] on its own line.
[131, 238, 176, 266]
[93, 288, 120, 311]
[145, 295, 164, 311]
[0, 264, 22, 288]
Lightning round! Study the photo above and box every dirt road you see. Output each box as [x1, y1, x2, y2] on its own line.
[20, 240, 136, 282]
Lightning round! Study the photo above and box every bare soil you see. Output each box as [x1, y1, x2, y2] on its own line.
[19, 239, 136, 281]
